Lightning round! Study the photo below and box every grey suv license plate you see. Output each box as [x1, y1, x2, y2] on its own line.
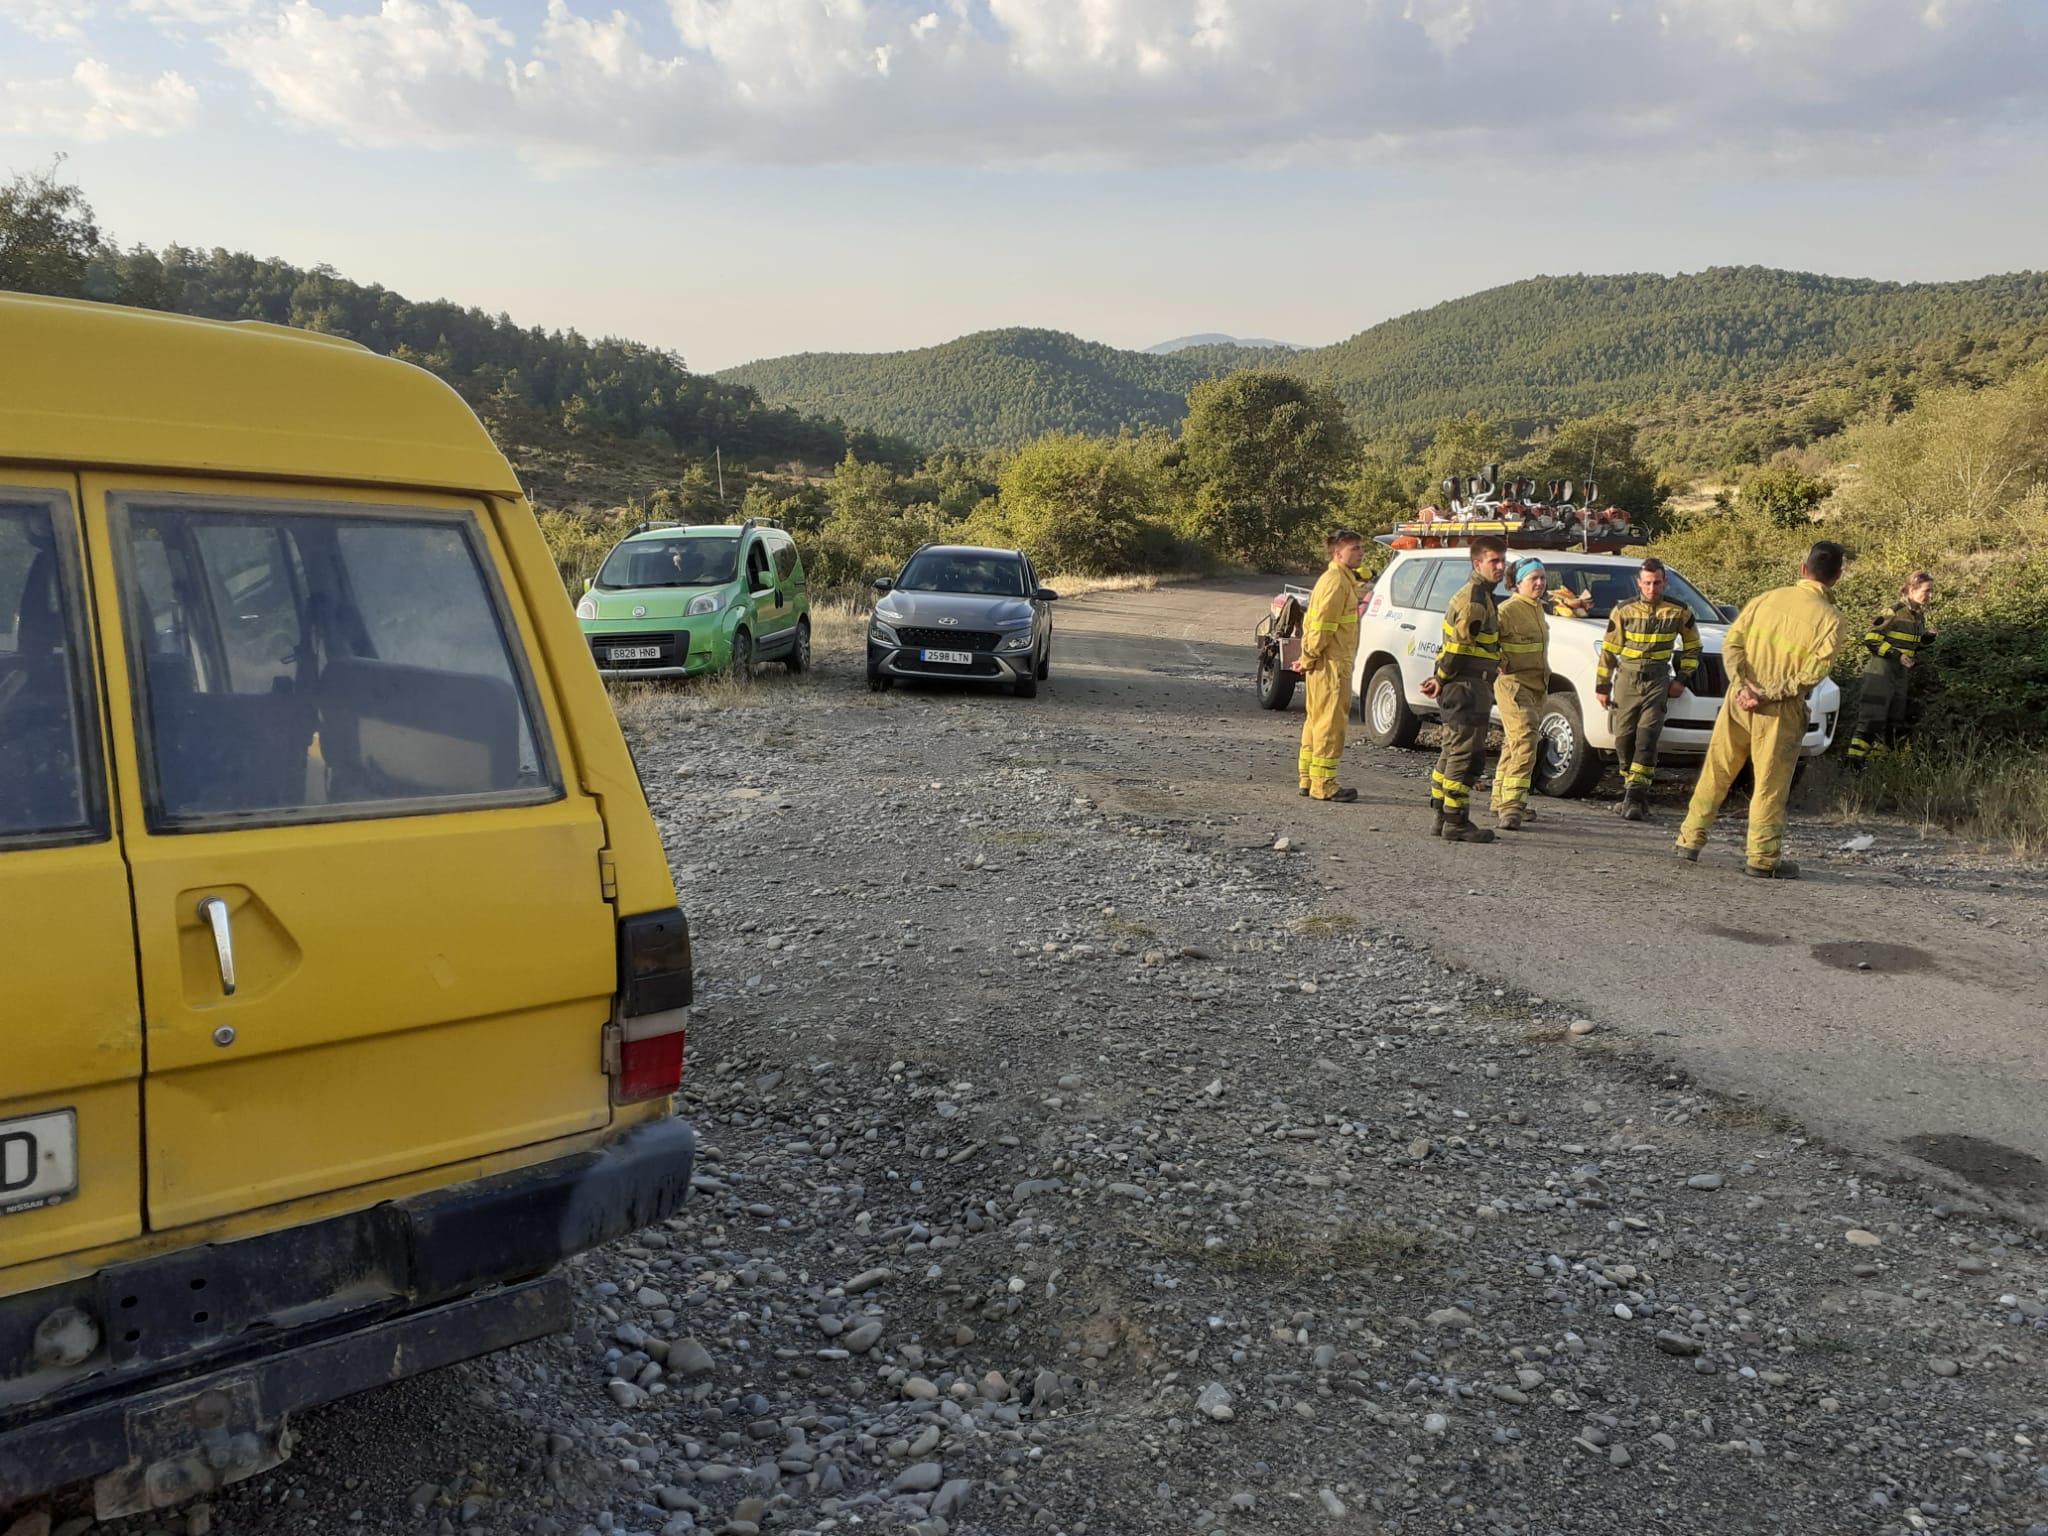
[920, 649, 973, 665]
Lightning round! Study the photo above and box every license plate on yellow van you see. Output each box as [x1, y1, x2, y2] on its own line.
[0, 1109, 78, 1214]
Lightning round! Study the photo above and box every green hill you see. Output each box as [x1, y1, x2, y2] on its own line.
[719, 268, 2048, 448]
[717, 327, 1281, 449]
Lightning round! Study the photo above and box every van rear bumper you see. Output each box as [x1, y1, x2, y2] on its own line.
[0, 1115, 694, 1510]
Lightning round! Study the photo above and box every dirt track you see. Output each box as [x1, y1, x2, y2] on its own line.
[31, 576, 2047, 1536]
[1045, 578, 2048, 1223]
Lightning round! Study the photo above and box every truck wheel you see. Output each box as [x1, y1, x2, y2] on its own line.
[1363, 664, 1421, 748]
[1256, 650, 1297, 710]
[1536, 692, 1604, 798]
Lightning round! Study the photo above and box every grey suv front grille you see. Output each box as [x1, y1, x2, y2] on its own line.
[899, 627, 999, 652]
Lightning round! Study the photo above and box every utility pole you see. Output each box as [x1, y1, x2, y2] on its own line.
[715, 446, 726, 510]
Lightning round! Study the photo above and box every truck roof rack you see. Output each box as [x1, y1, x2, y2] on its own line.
[739, 517, 784, 533]
[630, 519, 688, 535]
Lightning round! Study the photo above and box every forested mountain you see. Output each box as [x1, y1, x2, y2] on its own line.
[719, 268, 2048, 448]
[38, 240, 893, 471]
[1304, 267, 2048, 430]
[717, 328, 1281, 449]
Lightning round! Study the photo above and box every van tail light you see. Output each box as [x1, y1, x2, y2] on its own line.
[616, 1012, 687, 1102]
[609, 909, 693, 1104]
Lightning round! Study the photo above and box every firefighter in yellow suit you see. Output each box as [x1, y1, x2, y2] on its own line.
[1490, 557, 1551, 830]
[1420, 535, 1507, 843]
[1297, 528, 1367, 802]
[1676, 541, 1848, 880]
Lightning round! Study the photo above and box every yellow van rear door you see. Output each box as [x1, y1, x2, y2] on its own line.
[83, 477, 617, 1231]
[0, 475, 144, 1271]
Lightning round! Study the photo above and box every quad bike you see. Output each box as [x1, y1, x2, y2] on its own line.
[1253, 585, 1310, 709]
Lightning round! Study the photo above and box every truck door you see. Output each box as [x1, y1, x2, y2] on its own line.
[83, 477, 618, 1232]
[0, 475, 144, 1271]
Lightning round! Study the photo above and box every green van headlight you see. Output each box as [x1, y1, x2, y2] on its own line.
[686, 591, 725, 617]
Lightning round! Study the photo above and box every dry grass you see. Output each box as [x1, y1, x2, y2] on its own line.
[1823, 740, 2048, 858]
[1103, 915, 1157, 938]
[1161, 1222, 1435, 1277]
[1706, 1099, 1801, 1134]
[1295, 910, 1360, 937]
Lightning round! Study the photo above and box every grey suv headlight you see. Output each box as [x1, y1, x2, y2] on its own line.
[999, 630, 1035, 651]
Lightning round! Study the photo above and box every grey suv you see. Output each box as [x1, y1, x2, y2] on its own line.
[866, 545, 1058, 697]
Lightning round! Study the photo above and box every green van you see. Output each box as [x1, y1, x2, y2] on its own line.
[576, 518, 809, 679]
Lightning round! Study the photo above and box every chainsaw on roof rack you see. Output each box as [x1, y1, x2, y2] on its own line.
[1378, 462, 1646, 553]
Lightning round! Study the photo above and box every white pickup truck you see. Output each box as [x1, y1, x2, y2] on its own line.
[1349, 548, 1842, 797]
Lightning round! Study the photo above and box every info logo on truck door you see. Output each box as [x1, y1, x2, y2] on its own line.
[0, 1110, 78, 1214]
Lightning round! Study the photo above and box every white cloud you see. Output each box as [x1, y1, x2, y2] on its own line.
[217, 0, 512, 146]
[0, 58, 200, 138]
[169, 0, 2048, 167]
[126, 0, 263, 23]
[0, 0, 95, 42]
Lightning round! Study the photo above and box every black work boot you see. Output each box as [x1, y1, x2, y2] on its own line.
[1430, 803, 1445, 837]
[1620, 787, 1648, 822]
[1441, 814, 1495, 845]
[1744, 860, 1801, 880]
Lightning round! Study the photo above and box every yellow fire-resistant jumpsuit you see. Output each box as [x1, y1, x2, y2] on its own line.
[1847, 599, 1934, 763]
[1430, 573, 1500, 822]
[1490, 593, 1550, 816]
[1297, 560, 1363, 799]
[1599, 595, 1701, 797]
[1677, 579, 1843, 871]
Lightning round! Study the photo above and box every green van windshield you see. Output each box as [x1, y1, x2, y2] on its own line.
[597, 536, 739, 590]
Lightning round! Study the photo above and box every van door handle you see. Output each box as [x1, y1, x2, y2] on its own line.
[198, 896, 237, 997]
[1399, 623, 1417, 631]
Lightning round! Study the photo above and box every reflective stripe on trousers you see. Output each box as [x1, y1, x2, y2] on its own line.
[1491, 673, 1544, 812]
[1298, 660, 1351, 798]
[1677, 696, 1806, 869]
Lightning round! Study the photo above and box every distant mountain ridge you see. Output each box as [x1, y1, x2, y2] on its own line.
[716, 328, 1280, 450]
[1145, 332, 1306, 354]
[717, 268, 2048, 449]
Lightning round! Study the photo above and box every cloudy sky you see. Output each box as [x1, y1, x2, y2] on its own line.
[3, 0, 2045, 370]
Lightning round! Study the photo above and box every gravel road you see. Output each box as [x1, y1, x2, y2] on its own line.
[26, 579, 2048, 1536]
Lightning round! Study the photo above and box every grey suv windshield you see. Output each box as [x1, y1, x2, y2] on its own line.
[897, 552, 1026, 596]
[1532, 562, 1720, 622]
[597, 537, 738, 589]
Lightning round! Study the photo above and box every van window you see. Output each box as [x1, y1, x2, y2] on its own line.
[0, 498, 102, 846]
[746, 540, 773, 590]
[1416, 559, 1475, 613]
[773, 539, 799, 581]
[114, 498, 558, 829]
[1384, 558, 1434, 611]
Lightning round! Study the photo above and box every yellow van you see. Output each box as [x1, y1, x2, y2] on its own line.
[0, 295, 695, 1515]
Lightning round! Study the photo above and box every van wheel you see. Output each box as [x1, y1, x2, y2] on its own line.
[729, 629, 753, 682]
[1536, 692, 1604, 798]
[1256, 651, 1297, 710]
[784, 619, 811, 674]
[1363, 664, 1421, 748]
